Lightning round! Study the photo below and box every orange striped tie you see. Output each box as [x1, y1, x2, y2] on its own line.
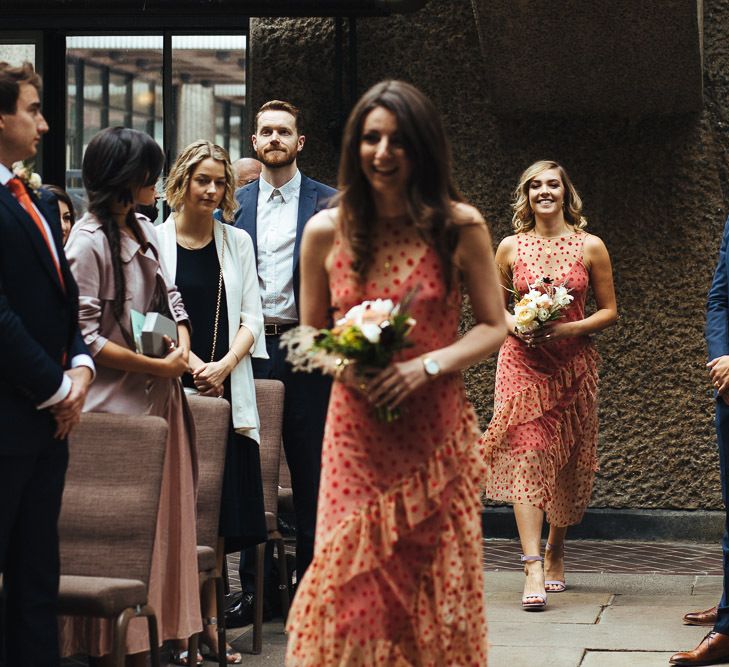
[7, 177, 65, 290]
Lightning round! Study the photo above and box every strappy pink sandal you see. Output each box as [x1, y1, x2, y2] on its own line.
[545, 542, 567, 593]
[520, 555, 547, 611]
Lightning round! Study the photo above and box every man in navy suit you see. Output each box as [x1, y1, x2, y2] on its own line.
[0, 62, 93, 666]
[671, 219, 729, 666]
[230, 100, 334, 624]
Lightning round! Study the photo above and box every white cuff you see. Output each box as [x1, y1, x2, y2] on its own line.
[37, 374, 71, 410]
[71, 354, 96, 381]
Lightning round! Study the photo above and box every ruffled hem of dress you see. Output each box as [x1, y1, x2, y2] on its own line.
[480, 345, 600, 478]
[285, 414, 488, 666]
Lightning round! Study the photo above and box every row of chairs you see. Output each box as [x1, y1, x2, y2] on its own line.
[57, 379, 290, 666]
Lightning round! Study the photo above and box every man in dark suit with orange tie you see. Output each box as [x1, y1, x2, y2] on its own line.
[0, 61, 93, 666]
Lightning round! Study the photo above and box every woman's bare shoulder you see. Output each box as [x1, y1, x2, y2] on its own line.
[451, 201, 486, 227]
[302, 207, 338, 256]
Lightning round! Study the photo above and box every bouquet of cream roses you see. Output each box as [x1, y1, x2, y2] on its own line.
[280, 295, 417, 422]
[510, 276, 574, 334]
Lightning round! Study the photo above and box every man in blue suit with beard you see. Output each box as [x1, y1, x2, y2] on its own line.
[229, 100, 334, 625]
[672, 218, 729, 666]
[0, 61, 93, 666]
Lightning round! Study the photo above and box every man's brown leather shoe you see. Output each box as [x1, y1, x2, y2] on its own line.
[670, 631, 729, 665]
[684, 606, 720, 627]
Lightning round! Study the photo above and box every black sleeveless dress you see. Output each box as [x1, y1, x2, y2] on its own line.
[177, 241, 267, 551]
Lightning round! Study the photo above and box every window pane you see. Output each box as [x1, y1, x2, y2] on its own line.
[109, 72, 128, 110]
[0, 43, 35, 66]
[172, 35, 246, 162]
[66, 35, 163, 198]
[84, 66, 102, 103]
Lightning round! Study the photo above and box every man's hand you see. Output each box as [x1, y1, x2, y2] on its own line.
[50, 367, 93, 439]
[709, 356, 729, 394]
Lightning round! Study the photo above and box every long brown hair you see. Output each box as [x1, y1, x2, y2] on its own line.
[337, 80, 462, 292]
[83, 127, 164, 333]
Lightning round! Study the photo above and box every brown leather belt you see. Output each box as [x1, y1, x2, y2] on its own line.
[264, 322, 298, 336]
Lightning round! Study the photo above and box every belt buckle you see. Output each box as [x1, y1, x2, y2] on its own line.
[265, 322, 296, 336]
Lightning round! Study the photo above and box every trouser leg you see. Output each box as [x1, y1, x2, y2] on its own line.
[714, 400, 729, 634]
[1, 442, 68, 666]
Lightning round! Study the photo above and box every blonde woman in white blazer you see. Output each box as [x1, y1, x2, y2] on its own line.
[158, 140, 267, 666]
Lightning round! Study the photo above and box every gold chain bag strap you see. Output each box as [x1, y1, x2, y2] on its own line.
[209, 224, 226, 362]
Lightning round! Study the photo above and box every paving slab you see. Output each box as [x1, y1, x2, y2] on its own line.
[600, 603, 709, 627]
[226, 621, 287, 666]
[610, 594, 719, 608]
[580, 650, 686, 666]
[484, 572, 699, 596]
[693, 575, 724, 595]
[487, 619, 708, 652]
[486, 591, 611, 624]
[487, 645, 584, 667]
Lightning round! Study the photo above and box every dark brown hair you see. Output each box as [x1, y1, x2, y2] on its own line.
[83, 127, 164, 335]
[43, 184, 75, 226]
[0, 61, 41, 114]
[337, 80, 462, 292]
[254, 99, 302, 134]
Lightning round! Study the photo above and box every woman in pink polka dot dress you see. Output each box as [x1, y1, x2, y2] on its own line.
[480, 160, 617, 611]
[285, 80, 506, 666]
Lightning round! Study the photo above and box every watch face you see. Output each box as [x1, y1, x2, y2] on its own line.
[424, 357, 440, 376]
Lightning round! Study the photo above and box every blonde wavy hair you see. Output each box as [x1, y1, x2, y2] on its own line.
[512, 160, 587, 234]
[165, 140, 237, 222]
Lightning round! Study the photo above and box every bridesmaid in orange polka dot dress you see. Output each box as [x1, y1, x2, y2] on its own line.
[285, 81, 506, 666]
[480, 160, 617, 611]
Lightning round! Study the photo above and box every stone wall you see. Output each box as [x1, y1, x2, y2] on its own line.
[250, 0, 729, 510]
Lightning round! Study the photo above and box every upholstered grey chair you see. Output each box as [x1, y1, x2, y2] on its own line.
[253, 378, 290, 655]
[185, 394, 230, 667]
[58, 412, 168, 667]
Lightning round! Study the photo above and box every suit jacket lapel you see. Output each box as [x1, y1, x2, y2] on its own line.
[237, 181, 259, 261]
[0, 186, 64, 295]
[294, 176, 316, 270]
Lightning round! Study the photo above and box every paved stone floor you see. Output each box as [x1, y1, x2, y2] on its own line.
[59, 539, 728, 666]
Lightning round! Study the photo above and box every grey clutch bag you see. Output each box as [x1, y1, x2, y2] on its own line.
[131, 310, 178, 358]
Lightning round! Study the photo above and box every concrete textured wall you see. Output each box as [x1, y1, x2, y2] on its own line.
[250, 0, 729, 510]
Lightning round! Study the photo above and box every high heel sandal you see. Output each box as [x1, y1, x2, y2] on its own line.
[169, 649, 203, 666]
[201, 616, 242, 665]
[544, 542, 567, 593]
[520, 555, 547, 611]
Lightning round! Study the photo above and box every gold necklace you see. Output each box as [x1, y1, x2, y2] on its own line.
[174, 216, 213, 250]
[177, 233, 212, 250]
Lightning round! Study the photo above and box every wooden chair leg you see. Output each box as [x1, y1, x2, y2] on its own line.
[275, 538, 291, 622]
[215, 575, 227, 667]
[252, 541, 266, 654]
[112, 607, 135, 667]
[222, 553, 230, 595]
[142, 606, 161, 667]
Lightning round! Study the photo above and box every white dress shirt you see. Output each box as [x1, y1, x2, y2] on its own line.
[256, 170, 301, 323]
[0, 162, 95, 408]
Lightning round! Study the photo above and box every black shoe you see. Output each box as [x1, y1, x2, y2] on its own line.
[224, 592, 272, 628]
[224, 591, 244, 614]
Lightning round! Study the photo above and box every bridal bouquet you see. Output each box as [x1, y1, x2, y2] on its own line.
[281, 295, 417, 422]
[510, 276, 574, 334]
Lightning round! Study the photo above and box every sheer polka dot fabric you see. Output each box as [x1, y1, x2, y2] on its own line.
[286, 226, 488, 666]
[480, 232, 600, 527]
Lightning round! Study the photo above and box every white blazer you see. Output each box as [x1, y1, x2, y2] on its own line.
[157, 215, 268, 442]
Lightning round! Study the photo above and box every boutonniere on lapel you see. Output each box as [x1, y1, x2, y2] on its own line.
[11, 161, 42, 194]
